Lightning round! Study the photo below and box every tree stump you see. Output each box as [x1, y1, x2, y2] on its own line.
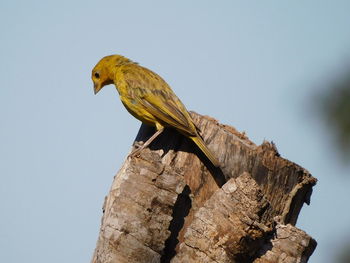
[91, 112, 317, 263]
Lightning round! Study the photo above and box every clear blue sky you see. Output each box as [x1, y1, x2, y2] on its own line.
[1, 1, 350, 262]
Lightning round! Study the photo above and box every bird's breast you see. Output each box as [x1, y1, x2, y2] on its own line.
[120, 95, 157, 126]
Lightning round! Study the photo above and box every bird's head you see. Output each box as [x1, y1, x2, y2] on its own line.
[92, 55, 135, 94]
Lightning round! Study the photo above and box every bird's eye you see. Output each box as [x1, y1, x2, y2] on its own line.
[94, 72, 100, 79]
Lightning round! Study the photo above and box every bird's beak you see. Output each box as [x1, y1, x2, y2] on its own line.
[94, 83, 102, 95]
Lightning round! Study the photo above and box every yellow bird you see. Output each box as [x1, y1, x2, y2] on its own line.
[92, 55, 220, 167]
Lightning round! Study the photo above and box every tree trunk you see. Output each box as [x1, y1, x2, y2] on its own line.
[91, 112, 317, 263]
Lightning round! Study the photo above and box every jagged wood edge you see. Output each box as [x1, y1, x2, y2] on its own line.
[91, 112, 317, 262]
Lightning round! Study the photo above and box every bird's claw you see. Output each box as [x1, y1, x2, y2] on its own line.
[133, 141, 144, 149]
[127, 141, 144, 160]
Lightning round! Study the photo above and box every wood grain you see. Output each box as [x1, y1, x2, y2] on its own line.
[91, 112, 317, 263]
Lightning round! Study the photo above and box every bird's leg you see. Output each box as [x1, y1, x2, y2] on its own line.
[128, 128, 164, 158]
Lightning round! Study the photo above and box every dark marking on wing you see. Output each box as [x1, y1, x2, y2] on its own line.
[122, 65, 197, 136]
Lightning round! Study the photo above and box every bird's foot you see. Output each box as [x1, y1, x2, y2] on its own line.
[133, 141, 144, 149]
[127, 141, 145, 160]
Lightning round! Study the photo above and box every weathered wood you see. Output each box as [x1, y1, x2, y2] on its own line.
[91, 112, 317, 263]
[172, 173, 272, 263]
[254, 224, 317, 263]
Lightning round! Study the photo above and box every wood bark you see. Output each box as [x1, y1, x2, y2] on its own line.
[91, 112, 317, 263]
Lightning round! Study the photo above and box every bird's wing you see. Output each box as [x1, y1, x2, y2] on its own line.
[123, 67, 197, 136]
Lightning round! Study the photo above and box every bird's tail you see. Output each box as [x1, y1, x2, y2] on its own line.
[190, 135, 220, 167]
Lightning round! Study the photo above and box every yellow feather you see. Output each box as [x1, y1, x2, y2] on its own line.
[92, 55, 220, 167]
[190, 136, 220, 167]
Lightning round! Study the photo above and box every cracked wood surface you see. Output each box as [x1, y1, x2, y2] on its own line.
[91, 112, 317, 263]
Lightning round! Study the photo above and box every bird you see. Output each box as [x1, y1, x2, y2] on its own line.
[92, 54, 220, 167]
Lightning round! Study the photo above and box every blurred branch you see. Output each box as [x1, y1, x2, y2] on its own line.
[337, 241, 350, 263]
[316, 66, 350, 160]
